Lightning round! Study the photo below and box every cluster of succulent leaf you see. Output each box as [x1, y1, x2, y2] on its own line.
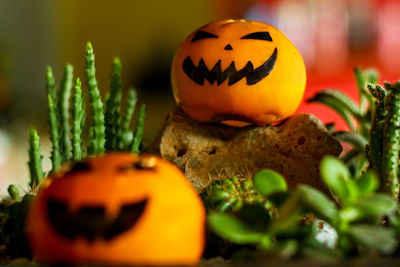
[28, 42, 145, 189]
[204, 156, 400, 258]
[309, 69, 400, 200]
[307, 68, 378, 177]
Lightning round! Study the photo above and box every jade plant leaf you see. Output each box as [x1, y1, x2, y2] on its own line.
[348, 225, 397, 254]
[253, 169, 287, 197]
[352, 194, 397, 221]
[298, 185, 339, 221]
[356, 171, 378, 196]
[208, 212, 266, 244]
[268, 191, 302, 234]
[320, 156, 358, 204]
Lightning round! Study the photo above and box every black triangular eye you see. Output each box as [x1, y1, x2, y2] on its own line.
[241, 32, 272, 41]
[192, 31, 218, 42]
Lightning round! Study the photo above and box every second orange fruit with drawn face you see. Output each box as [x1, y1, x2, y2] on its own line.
[27, 153, 205, 266]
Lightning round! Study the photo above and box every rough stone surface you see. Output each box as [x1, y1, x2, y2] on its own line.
[146, 108, 342, 192]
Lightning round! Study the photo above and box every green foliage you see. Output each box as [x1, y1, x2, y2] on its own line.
[309, 68, 400, 200]
[71, 78, 84, 161]
[26, 43, 146, 185]
[27, 127, 44, 188]
[204, 70, 400, 259]
[131, 104, 146, 153]
[307, 67, 379, 177]
[204, 157, 399, 259]
[117, 88, 137, 150]
[46, 67, 61, 172]
[208, 212, 267, 245]
[379, 82, 400, 199]
[105, 57, 122, 151]
[85, 42, 106, 156]
[2, 42, 148, 261]
[253, 169, 287, 197]
[58, 64, 74, 163]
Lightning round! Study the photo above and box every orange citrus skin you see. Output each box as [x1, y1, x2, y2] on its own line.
[171, 19, 306, 126]
[27, 153, 205, 266]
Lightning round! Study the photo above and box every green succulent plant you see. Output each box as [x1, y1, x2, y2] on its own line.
[206, 156, 399, 259]
[307, 68, 378, 177]
[309, 69, 400, 200]
[26, 42, 146, 188]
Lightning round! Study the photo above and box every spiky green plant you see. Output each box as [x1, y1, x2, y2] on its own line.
[46, 67, 62, 171]
[105, 57, 122, 151]
[58, 64, 74, 163]
[85, 42, 106, 156]
[71, 78, 85, 161]
[27, 42, 146, 181]
[27, 126, 44, 188]
[366, 82, 400, 199]
[117, 88, 138, 150]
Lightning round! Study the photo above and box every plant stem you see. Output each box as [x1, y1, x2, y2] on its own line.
[48, 94, 62, 171]
[28, 126, 44, 188]
[117, 88, 137, 150]
[381, 82, 400, 199]
[46, 66, 61, 171]
[367, 84, 387, 178]
[58, 64, 74, 163]
[72, 78, 84, 160]
[85, 42, 105, 155]
[131, 104, 146, 154]
[105, 57, 122, 151]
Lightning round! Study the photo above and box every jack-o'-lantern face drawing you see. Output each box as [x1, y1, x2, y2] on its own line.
[27, 153, 205, 266]
[171, 19, 306, 126]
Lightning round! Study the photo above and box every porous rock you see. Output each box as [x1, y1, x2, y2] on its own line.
[146, 108, 342, 191]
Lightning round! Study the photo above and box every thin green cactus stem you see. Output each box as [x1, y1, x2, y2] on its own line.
[381, 82, 400, 199]
[28, 126, 44, 188]
[85, 42, 105, 155]
[367, 84, 387, 177]
[48, 94, 62, 171]
[117, 88, 137, 150]
[46, 66, 56, 100]
[105, 57, 122, 151]
[131, 104, 146, 154]
[72, 78, 84, 161]
[58, 64, 74, 163]
[46, 66, 61, 171]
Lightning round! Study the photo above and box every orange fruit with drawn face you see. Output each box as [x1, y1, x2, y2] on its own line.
[171, 19, 306, 127]
[27, 153, 205, 266]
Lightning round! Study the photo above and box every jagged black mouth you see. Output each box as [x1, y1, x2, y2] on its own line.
[182, 47, 277, 86]
[47, 197, 148, 242]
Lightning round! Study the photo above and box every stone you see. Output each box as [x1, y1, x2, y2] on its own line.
[146, 108, 342, 192]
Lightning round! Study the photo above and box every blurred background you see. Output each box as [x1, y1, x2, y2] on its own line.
[1, 0, 400, 195]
